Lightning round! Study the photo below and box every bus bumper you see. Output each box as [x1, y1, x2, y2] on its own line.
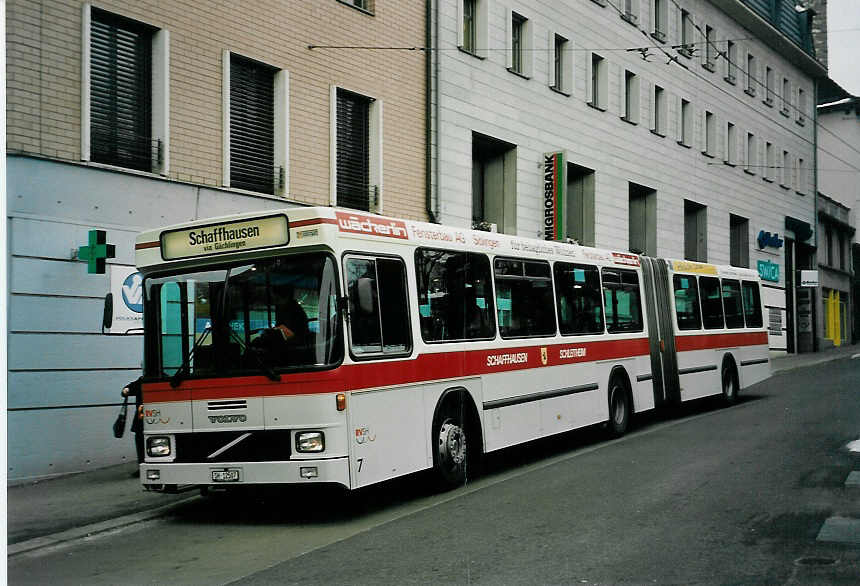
[140, 457, 351, 489]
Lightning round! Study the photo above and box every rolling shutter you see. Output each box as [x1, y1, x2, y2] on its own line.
[230, 55, 275, 194]
[90, 9, 153, 171]
[336, 89, 372, 211]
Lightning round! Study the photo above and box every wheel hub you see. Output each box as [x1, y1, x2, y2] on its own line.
[439, 421, 466, 466]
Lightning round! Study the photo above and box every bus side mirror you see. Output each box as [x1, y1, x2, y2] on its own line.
[102, 293, 114, 333]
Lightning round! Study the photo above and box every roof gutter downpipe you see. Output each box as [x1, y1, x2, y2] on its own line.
[425, 0, 439, 224]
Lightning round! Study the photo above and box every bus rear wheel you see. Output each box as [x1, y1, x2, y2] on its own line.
[434, 413, 469, 488]
[608, 377, 630, 437]
[721, 362, 738, 405]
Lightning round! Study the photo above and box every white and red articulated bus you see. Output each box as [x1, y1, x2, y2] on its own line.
[133, 207, 770, 491]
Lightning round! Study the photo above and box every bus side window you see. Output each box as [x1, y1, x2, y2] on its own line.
[601, 268, 643, 333]
[345, 256, 411, 356]
[415, 248, 495, 342]
[554, 262, 604, 335]
[494, 258, 555, 338]
[699, 276, 725, 329]
[722, 279, 745, 328]
[741, 280, 763, 328]
[673, 274, 701, 330]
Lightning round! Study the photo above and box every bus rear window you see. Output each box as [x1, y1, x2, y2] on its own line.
[699, 276, 724, 329]
[415, 248, 495, 342]
[673, 274, 701, 330]
[741, 280, 763, 327]
[722, 279, 745, 328]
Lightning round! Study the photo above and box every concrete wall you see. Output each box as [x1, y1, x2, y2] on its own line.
[431, 0, 821, 351]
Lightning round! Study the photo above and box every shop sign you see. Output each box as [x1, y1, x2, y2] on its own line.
[757, 230, 784, 249]
[757, 259, 780, 282]
[800, 270, 819, 287]
[543, 151, 566, 241]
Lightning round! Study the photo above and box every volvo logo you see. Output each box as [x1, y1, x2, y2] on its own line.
[208, 415, 247, 424]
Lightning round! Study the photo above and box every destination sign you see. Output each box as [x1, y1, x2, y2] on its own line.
[160, 214, 289, 260]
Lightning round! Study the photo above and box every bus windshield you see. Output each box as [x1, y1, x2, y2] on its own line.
[144, 252, 343, 379]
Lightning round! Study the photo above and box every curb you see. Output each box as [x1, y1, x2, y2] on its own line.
[771, 351, 858, 374]
[7, 495, 199, 558]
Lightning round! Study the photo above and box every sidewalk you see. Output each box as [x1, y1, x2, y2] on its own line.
[7, 344, 859, 556]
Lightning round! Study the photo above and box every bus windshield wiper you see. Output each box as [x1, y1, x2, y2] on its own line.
[227, 328, 281, 382]
[169, 324, 212, 388]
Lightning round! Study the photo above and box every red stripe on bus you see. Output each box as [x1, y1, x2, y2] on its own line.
[142, 337, 651, 403]
[674, 331, 768, 352]
[136, 241, 160, 250]
[290, 218, 339, 228]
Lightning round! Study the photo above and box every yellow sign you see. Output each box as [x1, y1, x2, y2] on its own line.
[671, 260, 718, 275]
[161, 214, 289, 260]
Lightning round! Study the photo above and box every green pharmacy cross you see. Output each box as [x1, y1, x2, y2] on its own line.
[79, 229, 116, 274]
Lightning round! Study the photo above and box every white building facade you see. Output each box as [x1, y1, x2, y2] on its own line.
[429, 0, 826, 353]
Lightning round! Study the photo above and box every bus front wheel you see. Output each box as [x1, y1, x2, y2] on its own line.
[433, 412, 469, 488]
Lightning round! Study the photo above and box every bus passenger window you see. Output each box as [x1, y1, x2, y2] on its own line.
[346, 257, 411, 356]
[673, 274, 701, 330]
[741, 280, 763, 327]
[699, 276, 724, 329]
[722, 279, 745, 328]
[554, 263, 604, 335]
[415, 248, 495, 342]
[601, 269, 643, 333]
[494, 259, 556, 338]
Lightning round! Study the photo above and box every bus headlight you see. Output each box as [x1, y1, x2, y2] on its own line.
[146, 436, 172, 457]
[296, 431, 324, 453]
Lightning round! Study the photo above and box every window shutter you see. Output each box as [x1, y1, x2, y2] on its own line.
[90, 9, 153, 171]
[645, 81, 655, 130]
[505, 9, 513, 69]
[336, 89, 372, 211]
[547, 31, 556, 88]
[230, 55, 275, 194]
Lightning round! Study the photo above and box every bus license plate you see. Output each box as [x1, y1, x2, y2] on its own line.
[211, 469, 240, 482]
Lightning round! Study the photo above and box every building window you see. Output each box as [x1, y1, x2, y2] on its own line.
[703, 111, 716, 156]
[86, 8, 165, 173]
[797, 88, 806, 125]
[684, 199, 707, 262]
[621, 0, 639, 25]
[725, 122, 737, 165]
[724, 40, 737, 83]
[623, 70, 639, 124]
[333, 87, 382, 211]
[679, 98, 692, 147]
[781, 150, 790, 188]
[797, 157, 806, 194]
[765, 141, 774, 181]
[458, 0, 487, 57]
[764, 66, 774, 105]
[228, 54, 276, 194]
[679, 9, 694, 57]
[652, 84, 666, 136]
[589, 53, 607, 110]
[550, 33, 571, 94]
[730, 214, 749, 268]
[652, 0, 667, 42]
[704, 26, 716, 70]
[629, 183, 656, 256]
[507, 11, 532, 77]
[745, 132, 756, 174]
[472, 132, 517, 234]
[781, 78, 791, 116]
[567, 163, 595, 246]
[745, 53, 756, 96]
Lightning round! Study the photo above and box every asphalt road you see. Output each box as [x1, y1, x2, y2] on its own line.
[9, 357, 860, 584]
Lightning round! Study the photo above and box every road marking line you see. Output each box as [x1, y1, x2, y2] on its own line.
[817, 516, 860, 545]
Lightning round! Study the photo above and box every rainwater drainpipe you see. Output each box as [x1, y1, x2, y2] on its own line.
[812, 76, 820, 351]
[425, 0, 439, 224]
